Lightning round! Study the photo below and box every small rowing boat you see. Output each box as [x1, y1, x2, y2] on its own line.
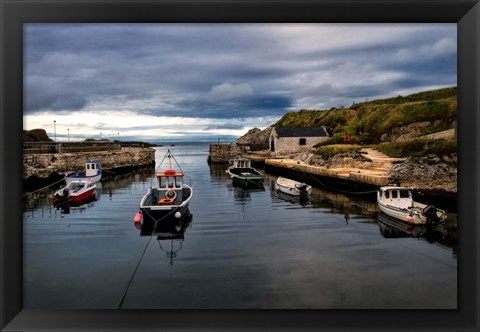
[276, 176, 312, 196]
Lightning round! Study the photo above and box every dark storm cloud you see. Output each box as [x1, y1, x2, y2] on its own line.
[24, 24, 457, 119]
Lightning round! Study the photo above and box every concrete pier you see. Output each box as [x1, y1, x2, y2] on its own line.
[265, 158, 390, 187]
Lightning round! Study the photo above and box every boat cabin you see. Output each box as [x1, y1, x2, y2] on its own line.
[155, 169, 184, 205]
[232, 158, 252, 169]
[378, 187, 413, 209]
[85, 161, 100, 176]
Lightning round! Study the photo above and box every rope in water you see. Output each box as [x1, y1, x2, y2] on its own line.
[114, 206, 180, 310]
[23, 177, 66, 197]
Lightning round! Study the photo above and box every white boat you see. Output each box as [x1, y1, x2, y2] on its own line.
[65, 160, 102, 184]
[53, 180, 97, 204]
[377, 186, 447, 225]
[276, 176, 312, 196]
[138, 150, 193, 224]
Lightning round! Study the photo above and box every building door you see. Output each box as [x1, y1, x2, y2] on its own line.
[270, 137, 275, 151]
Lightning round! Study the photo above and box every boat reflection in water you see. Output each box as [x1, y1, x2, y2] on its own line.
[377, 211, 457, 255]
[134, 210, 193, 265]
[275, 189, 310, 206]
[53, 195, 98, 214]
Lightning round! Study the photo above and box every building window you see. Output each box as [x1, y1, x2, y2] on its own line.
[299, 138, 306, 145]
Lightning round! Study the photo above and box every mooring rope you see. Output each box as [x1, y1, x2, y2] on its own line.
[306, 172, 378, 195]
[23, 178, 66, 197]
[114, 206, 180, 310]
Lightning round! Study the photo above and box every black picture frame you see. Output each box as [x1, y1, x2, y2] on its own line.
[1, 0, 479, 331]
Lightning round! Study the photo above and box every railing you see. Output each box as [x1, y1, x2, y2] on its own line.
[23, 141, 122, 154]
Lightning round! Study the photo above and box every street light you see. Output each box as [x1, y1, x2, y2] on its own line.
[54, 120, 56, 142]
[68, 128, 70, 142]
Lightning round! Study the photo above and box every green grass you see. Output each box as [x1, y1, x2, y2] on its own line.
[274, 87, 457, 145]
[376, 139, 457, 158]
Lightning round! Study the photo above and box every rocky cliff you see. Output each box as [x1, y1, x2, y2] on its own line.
[388, 154, 457, 193]
[236, 127, 272, 147]
[23, 129, 52, 142]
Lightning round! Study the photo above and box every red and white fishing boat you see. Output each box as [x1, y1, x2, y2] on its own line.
[53, 180, 97, 204]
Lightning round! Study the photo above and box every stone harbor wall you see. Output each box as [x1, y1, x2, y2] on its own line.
[23, 147, 155, 179]
[208, 143, 241, 163]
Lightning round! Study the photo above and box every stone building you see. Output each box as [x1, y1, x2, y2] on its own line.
[269, 127, 329, 155]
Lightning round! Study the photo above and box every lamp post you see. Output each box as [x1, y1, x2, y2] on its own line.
[54, 120, 56, 142]
[68, 128, 70, 142]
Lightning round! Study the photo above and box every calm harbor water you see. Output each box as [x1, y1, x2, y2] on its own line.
[23, 142, 457, 309]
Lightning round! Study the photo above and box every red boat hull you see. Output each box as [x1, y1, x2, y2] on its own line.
[53, 186, 96, 203]
[69, 186, 96, 202]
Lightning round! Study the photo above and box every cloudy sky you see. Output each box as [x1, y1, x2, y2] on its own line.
[23, 23, 456, 142]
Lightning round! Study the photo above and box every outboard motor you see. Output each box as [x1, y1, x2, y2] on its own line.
[62, 187, 70, 201]
[423, 205, 440, 224]
[298, 184, 308, 195]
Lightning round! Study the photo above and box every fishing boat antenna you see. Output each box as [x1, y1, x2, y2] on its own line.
[155, 149, 183, 173]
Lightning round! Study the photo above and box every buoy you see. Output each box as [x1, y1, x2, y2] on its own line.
[406, 215, 414, 222]
[175, 211, 182, 219]
[133, 212, 142, 222]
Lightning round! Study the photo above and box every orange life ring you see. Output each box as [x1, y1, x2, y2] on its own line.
[158, 189, 177, 204]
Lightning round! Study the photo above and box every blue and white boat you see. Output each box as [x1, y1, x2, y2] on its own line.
[65, 160, 102, 185]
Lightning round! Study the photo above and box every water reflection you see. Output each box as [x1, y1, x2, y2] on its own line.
[377, 211, 457, 254]
[264, 173, 378, 217]
[209, 162, 229, 181]
[135, 210, 193, 265]
[23, 166, 155, 215]
[53, 195, 97, 214]
[275, 190, 310, 206]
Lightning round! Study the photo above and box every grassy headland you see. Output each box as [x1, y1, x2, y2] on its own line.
[274, 87, 457, 148]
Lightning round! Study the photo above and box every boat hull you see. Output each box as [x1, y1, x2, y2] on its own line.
[276, 177, 312, 196]
[65, 170, 102, 184]
[231, 174, 264, 188]
[53, 185, 96, 204]
[69, 186, 96, 202]
[139, 184, 193, 224]
[377, 201, 423, 224]
[377, 198, 445, 225]
[140, 203, 190, 224]
[227, 167, 264, 188]
[139, 209, 192, 236]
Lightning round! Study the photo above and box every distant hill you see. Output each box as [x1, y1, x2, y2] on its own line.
[274, 87, 457, 145]
[23, 129, 52, 142]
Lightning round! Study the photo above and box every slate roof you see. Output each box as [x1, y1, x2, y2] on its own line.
[274, 127, 329, 138]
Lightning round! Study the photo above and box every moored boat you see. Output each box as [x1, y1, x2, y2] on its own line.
[276, 176, 312, 196]
[138, 150, 193, 224]
[52, 180, 97, 204]
[377, 186, 447, 225]
[226, 157, 264, 188]
[65, 160, 102, 184]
